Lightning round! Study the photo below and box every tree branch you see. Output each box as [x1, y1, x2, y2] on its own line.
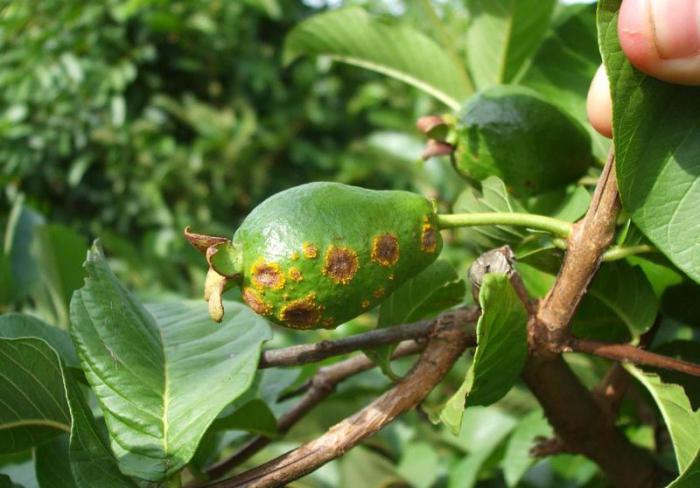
[258, 319, 442, 369]
[208, 310, 476, 488]
[569, 338, 700, 378]
[202, 340, 426, 483]
[523, 151, 661, 487]
[534, 150, 621, 351]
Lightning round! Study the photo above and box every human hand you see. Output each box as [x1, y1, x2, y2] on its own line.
[587, 0, 700, 137]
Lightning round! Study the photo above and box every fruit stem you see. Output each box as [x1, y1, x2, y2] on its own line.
[437, 212, 573, 238]
[602, 244, 656, 262]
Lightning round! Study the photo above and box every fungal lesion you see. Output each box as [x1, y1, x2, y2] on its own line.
[242, 287, 272, 316]
[302, 242, 318, 259]
[371, 233, 400, 267]
[287, 267, 303, 282]
[420, 216, 438, 253]
[279, 293, 322, 329]
[322, 245, 359, 285]
[251, 258, 285, 290]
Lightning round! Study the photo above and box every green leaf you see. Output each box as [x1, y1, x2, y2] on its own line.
[210, 399, 277, 437]
[0, 337, 71, 454]
[30, 225, 88, 329]
[520, 3, 610, 160]
[466, 0, 556, 88]
[35, 435, 76, 488]
[669, 451, 700, 488]
[453, 85, 594, 196]
[625, 365, 700, 474]
[3, 200, 44, 302]
[69, 244, 271, 481]
[586, 261, 658, 339]
[652, 341, 700, 409]
[396, 442, 439, 488]
[284, 7, 471, 110]
[599, 0, 700, 284]
[500, 409, 551, 487]
[0, 314, 79, 368]
[367, 260, 465, 378]
[453, 177, 527, 248]
[440, 273, 528, 433]
[64, 372, 138, 488]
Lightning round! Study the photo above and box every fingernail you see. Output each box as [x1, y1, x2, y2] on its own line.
[650, 0, 700, 59]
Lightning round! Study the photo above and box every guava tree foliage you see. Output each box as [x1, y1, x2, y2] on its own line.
[2, 2, 700, 488]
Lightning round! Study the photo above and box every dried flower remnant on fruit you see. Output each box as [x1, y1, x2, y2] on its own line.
[302, 243, 318, 259]
[421, 217, 438, 253]
[288, 267, 303, 282]
[279, 294, 322, 329]
[242, 288, 272, 316]
[251, 258, 285, 290]
[371, 233, 400, 267]
[323, 245, 359, 284]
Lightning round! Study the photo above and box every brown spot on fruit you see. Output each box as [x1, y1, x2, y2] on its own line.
[302, 243, 318, 259]
[322, 245, 359, 285]
[421, 217, 438, 253]
[388, 273, 395, 281]
[371, 233, 400, 267]
[361, 299, 370, 309]
[373, 288, 385, 299]
[322, 317, 335, 328]
[251, 258, 285, 290]
[279, 294, 322, 329]
[288, 267, 303, 282]
[242, 288, 272, 316]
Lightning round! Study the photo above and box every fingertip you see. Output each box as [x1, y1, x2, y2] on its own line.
[587, 66, 613, 139]
[618, 0, 658, 73]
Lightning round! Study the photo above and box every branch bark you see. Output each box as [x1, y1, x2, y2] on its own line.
[533, 150, 621, 351]
[524, 151, 661, 487]
[209, 310, 476, 488]
[203, 340, 427, 482]
[569, 338, 700, 378]
[258, 319, 437, 368]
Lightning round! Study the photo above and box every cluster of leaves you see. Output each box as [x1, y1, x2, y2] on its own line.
[2, 0, 700, 487]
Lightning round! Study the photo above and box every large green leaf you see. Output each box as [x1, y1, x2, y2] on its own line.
[64, 372, 138, 488]
[367, 260, 465, 378]
[284, 7, 471, 110]
[586, 261, 658, 339]
[3, 200, 44, 302]
[626, 365, 700, 476]
[669, 452, 700, 488]
[453, 177, 527, 248]
[520, 3, 610, 160]
[0, 314, 79, 368]
[35, 435, 76, 488]
[500, 409, 551, 487]
[440, 273, 528, 433]
[30, 225, 88, 329]
[466, 0, 556, 88]
[0, 337, 71, 454]
[69, 244, 271, 481]
[599, 0, 700, 284]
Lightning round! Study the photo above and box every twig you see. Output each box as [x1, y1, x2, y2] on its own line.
[259, 319, 437, 369]
[208, 310, 476, 488]
[533, 150, 621, 351]
[202, 340, 426, 483]
[523, 150, 661, 487]
[569, 338, 700, 378]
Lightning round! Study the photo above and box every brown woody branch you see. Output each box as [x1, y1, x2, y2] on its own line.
[569, 338, 700, 378]
[524, 151, 661, 488]
[533, 150, 621, 352]
[208, 310, 476, 488]
[203, 339, 426, 483]
[258, 319, 438, 368]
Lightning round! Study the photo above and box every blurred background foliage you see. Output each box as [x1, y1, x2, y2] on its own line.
[2, 1, 699, 487]
[0, 0, 457, 298]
